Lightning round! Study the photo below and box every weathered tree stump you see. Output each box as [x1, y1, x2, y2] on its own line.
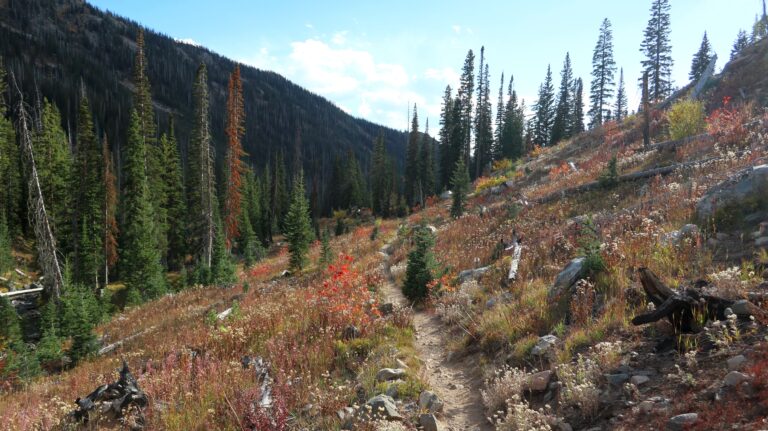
[631, 268, 766, 333]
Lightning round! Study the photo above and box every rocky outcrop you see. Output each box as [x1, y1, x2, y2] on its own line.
[695, 164, 768, 224]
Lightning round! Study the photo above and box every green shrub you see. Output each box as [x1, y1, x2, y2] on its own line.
[597, 156, 619, 189]
[668, 99, 705, 141]
[577, 217, 606, 276]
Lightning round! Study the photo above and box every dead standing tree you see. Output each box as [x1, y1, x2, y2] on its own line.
[13, 75, 64, 298]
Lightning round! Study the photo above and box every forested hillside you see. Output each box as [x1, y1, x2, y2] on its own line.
[0, 0, 407, 214]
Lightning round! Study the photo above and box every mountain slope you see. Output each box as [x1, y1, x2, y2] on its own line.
[0, 0, 406, 193]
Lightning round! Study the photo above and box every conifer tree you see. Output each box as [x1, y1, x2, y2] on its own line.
[284, 173, 313, 271]
[404, 104, 420, 207]
[187, 63, 216, 267]
[209, 208, 236, 285]
[438, 86, 456, 189]
[73, 91, 104, 288]
[34, 99, 72, 247]
[120, 110, 165, 302]
[532, 65, 556, 147]
[493, 72, 506, 160]
[552, 53, 574, 144]
[499, 77, 525, 160]
[370, 134, 389, 216]
[731, 30, 749, 60]
[224, 66, 246, 249]
[160, 120, 186, 270]
[0, 215, 12, 274]
[640, 0, 674, 101]
[450, 158, 470, 218]
[419, 120, 435, 200]
[458, 50, 475, 163]
[402, 226, 435, 302]
[614, 69, 628, 123]
[102, 136, 118, 284]
[571, 78, 585, 135]
[0, 60, 22, 236]
[589, 18, 616, 128]
[475, 61, 493, 178]
[690, 32, 715, 81]
[270, 151, 289, 233]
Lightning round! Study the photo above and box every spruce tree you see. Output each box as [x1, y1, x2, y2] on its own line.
[571, 78, 585, 135]
[271, 151, 289, 233]
[458, 50, 475, 163]
[419, 120, 435, 200]
[35, 99, 72, 247]
[499, 77, 525, 160]
[640, 0, 674, 101]
[533, 65, 556, 147]
[731, 30, 749, 60]
[614, 68, 628, 123]
[209, 208, 236, 286]
[187, 63, 216, 267]
[0, 60, 22, 236]
[404, 104, 420, 207]
[0, 215, 11, 274]
[552, 53, 574, 144]
[283, 173, 314, 271]
[450, 158, 470, 218]
[474, 47, 493, 178]
[59, 283, 100, 363]
[371, 134, 389, 216]
[689, 32, 715, 81]
[73, 91, 104, 288]
[102, 136, 118, 284]
[402, 226, 435, 302]
[589, 18, 616, 128]
[120, 110, 166, 303]
[493, 72, 506, 160]
[160, 122, 186, 270]
[438, 86, 456, 189]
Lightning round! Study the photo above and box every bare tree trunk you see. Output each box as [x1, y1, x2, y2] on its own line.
[14, 76, 64, 298]
[642, 71, 650, 148]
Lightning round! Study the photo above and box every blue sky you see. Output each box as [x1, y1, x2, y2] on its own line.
[90, 0, 762, 131]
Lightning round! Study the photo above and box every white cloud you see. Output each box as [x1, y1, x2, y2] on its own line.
[176, 38, 201, 47]
[424, 67, 460, 87]
[452, 25, 462, 34]
[331, 31, 348, 45]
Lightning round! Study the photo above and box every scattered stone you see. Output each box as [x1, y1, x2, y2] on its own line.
[731, 299, 762, 317]
[419, 413, 444, 431]
[605, 373, 630, 386]
[337, 406, 355, 428]
[630, 375, 650, 386]
[526, 370, 553, 392]
[457, 266, 490, 283]
[376, 368, 406, 382]
[531, 335, 559, 356]
[681, 224, 701, 240]
[216, 307, 233, 320]
[638, 400, 654, 414]
[549, 257, 586, 298]
[418, 390, 444, 413]
[385, 382, 401, 399]
[727, 355, 747, 371]
[505, 179, 515, 188]
[365, 394, 402, 420]
[667, 413, 698, 430]
[723, 371, 751, 387]
[756, 236, 768, 248]
[556, 421, 573, 431]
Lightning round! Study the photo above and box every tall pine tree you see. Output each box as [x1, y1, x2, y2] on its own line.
[0, 60, 22, 236]
[284, 173, 313, 271]
[419, 120, 435, 201]
[614, 68, 628, 123]
[571, 78, 585, 135]
[640, 0, 674, 101]
[731, 30, 749, 60]
[73, 90, 104, 288]
[450, 158, 470, 218]
[532, 65, 556, 147]
[120, 109, 165, 302]
[458, 50, 475, 164]
[493, 72, 506, 161]
[589, 18, 616, 128]
[160, 120, 186, 270]
[102, 136, 118, 285]
[404, 104, 420, 207]
[499, 76, 525, 160]
[689, 32, 715, 81]
[552, 53, 574, 144]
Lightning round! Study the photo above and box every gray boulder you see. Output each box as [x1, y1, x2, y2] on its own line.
[549, 257, 586, 298]
[376, 368, 406, 382]
[365, 394, 402, 420]
[418, 390, 443, 413]
[457, 266, 491, 283]
[727, 355, 746, 371]
[531, 335, 559, 356]
[723, 371, 751, 387]
[419, 413, 444, 431]
[667, 413, 698, 430]
[695, 164, 768, 222]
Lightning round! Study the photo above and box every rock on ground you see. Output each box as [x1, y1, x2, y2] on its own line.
[550, 257, 586, 298]
[376, 368, 407, 382]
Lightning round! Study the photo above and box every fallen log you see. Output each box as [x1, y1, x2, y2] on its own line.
[0, 287, 44, 298]
[631, 268, 766, 333]
[98, 326, 156, 356]
[507, 239, 522, 281]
